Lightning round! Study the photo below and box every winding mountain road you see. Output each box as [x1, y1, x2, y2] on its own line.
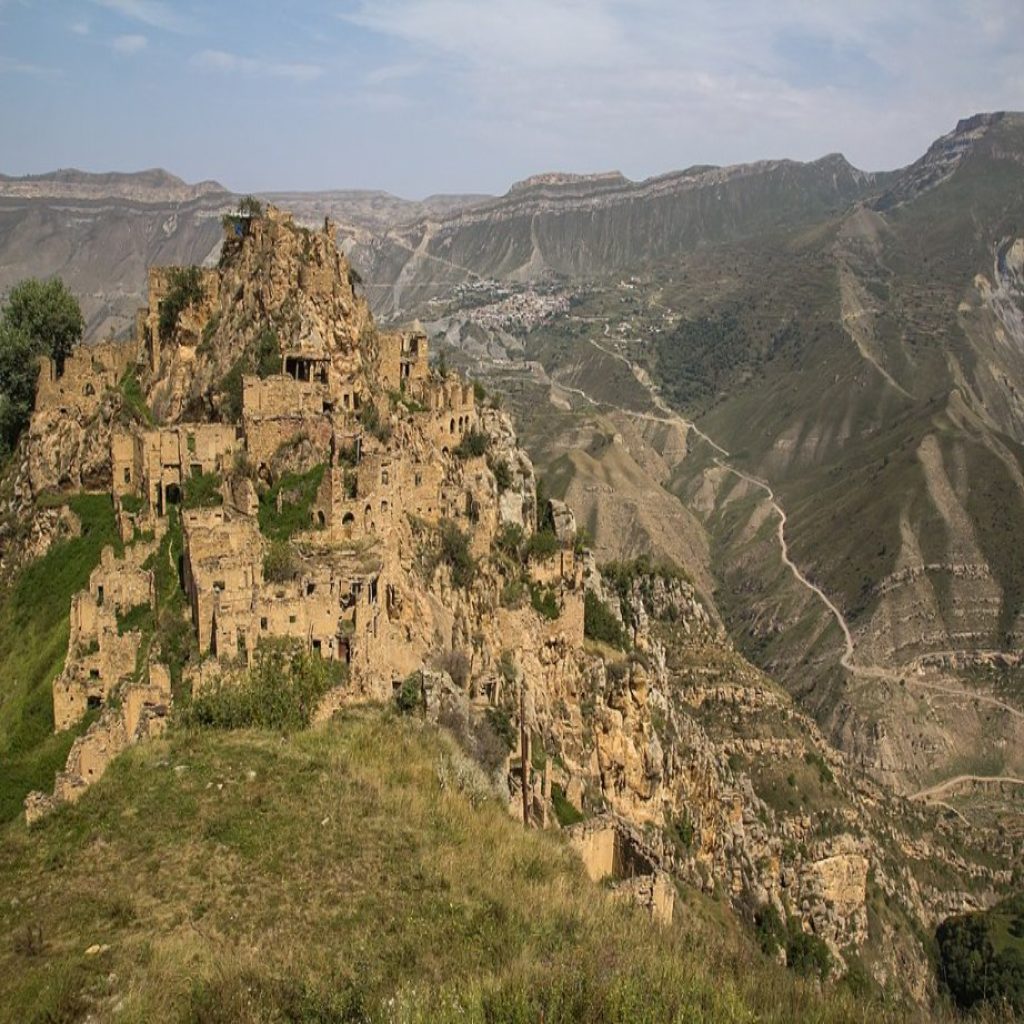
[911, 774, 1024, 801]
[554, 334, 1024, 803]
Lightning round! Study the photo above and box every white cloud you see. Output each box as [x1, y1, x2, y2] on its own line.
[192, 49, 323, 82]
[69, 20, 90, 36]
[364, 62, 422, 86]
[92, 0, 192, 33]
[112, 33, 147, 54]
[337, 0, 1024, 177]
[0, 55, 60, 76]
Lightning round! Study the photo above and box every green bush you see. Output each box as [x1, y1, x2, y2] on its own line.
[530, 583, 559, 621]
[181, 639, 344, 732]
[755, 904, 786, 956]
[359, 402, 391, 443]
[526, 530, 560, 562]
[785, 925, 832, 980]
[438, 519, 475, 589]
[454, 428, 489, 460]
[217, 329, 281, 422]
[118, 367, 154, 426]
[158, 267, 205, 341]
[395, 673, 424, 715]
[182, 471, 224, 510]
[263, 540, 298, 583]
[494, 523, 524, 561]
[116, 603, 154, 636]
[584, 591, 629, 649]
[489, 456, 513, 491]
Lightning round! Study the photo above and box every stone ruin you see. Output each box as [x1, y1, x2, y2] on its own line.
[26, 204, 586, 818]
[565, 814, 676, 925]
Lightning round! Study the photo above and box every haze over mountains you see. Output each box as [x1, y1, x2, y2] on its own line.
[2, 112, 1024, 818]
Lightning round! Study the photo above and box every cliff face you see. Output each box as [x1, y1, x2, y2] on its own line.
[6, 203, 1017, 1005]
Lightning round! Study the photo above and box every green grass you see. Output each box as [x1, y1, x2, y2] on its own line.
[118, 368, 154, 427]
[257, 464, 325, 541]
[0, 494, 119, 823]
[0, 711, 952, 1024]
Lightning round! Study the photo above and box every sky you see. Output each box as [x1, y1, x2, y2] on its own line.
[0, 0, 1021, 197]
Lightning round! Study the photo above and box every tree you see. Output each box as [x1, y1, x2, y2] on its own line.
[0, 322, 38, 456]
[2, 277, 84, 371]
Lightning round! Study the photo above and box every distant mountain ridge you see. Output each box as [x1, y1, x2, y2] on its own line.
[0, 167, 228, 202]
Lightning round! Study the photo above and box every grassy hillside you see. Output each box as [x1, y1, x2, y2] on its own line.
[0, 494, 119, 823]
[0, 710, 970, 1024]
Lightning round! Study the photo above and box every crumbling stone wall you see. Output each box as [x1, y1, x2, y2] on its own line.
[52, 544, 154, 730]
[35, 339, 139, 417]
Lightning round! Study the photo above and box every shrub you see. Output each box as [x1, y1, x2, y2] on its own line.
[181, 638, 344, 732]
[755, 904, 786, 956]
[119, 367, 154, 426]
[263, 540, 298, 583]
[785, 925, 832, 980]
[494, 522, 524, 560]
[438, 703, 511, 777]
[665, 810, 695, 855]
[489, 456, 513, 492]
[253, 328, 281, 377]
[803, 750, 835, 786]
[217, 330, 281, 422]
[395, 673, 423, 715]
[116, 603, 154, 636]
[526, 529, 560, 562]
[438, 519, 475, 589]
[182, 471, 224, 509]
[584, 591, 629, 649]
[485, 706, 516, 750]
[453, 428, 489, 460]
[530, 583, 559, 621]
[158, 267, 205, 341]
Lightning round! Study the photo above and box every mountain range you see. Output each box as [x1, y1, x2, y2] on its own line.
[2, 113, 1023, 823]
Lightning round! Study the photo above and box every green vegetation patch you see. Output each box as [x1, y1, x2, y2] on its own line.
[0, 494, 118, 823]
[454, 428, 490, 460]
[584, 591, 629, 650]
[181, 639, 345, 732]
[158, 266, 205, 342]
[182, 471, 224, 510]
[118, 367, 153, 426]
[218, 328, 282, 422]
[936, 891, 1024, 1013]
[257, 464, 325, 541]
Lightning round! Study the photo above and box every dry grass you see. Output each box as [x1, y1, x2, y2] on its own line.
[0, 710, 1004, 1023]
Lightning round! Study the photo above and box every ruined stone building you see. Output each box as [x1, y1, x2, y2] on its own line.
[33, 204, 583, 813]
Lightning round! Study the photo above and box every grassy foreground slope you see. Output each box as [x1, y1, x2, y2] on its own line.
[0, 711, 966, 1024]
[0, 494, 118, 823]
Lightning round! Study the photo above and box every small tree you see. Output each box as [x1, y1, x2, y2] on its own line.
[2, 277, 84, 371]
[0, 323, 38, 456]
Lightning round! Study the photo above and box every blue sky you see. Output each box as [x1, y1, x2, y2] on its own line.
[0, 0, 1021, 197]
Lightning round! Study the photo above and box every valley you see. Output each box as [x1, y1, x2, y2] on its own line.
[2, 111, 1024, 1019]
